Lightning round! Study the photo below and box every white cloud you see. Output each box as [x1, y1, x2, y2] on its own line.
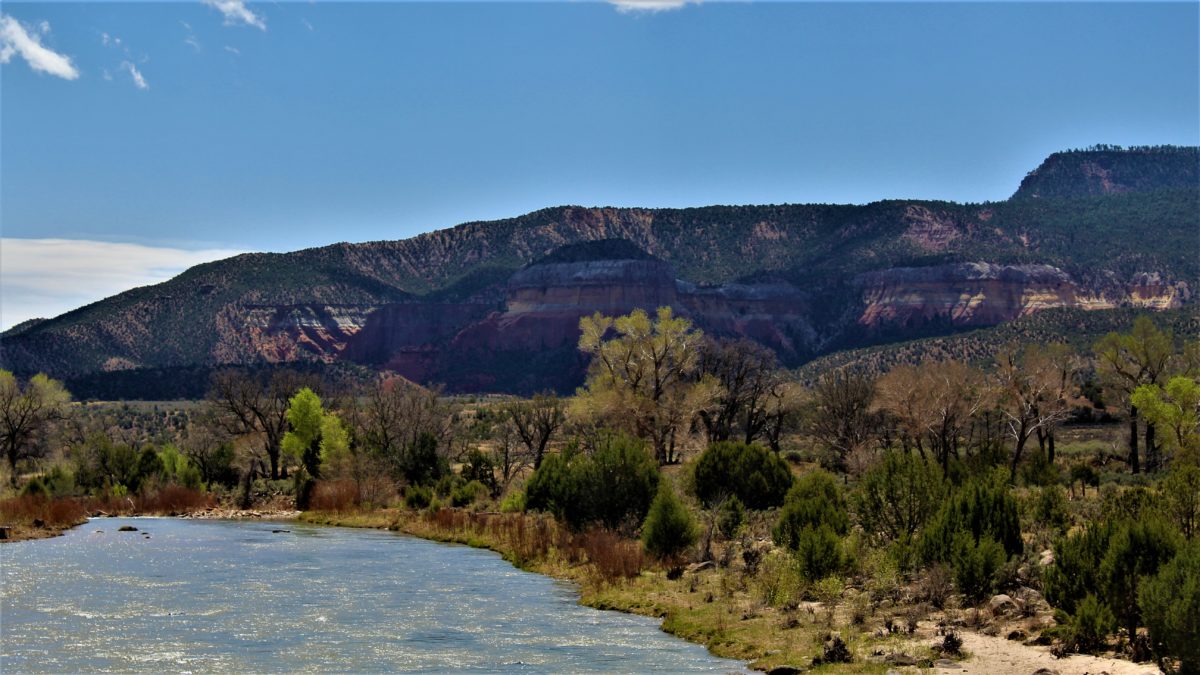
[224, 45, 240, 55]
[204, 0, 266, 31]
[301, 18, 314, 32]
[184, 35, 201, 51]
[609, 0, 700, 13]
[121, 61, 148, 90]
[0, 239, 245, 330]
[0, 14, 79, 80]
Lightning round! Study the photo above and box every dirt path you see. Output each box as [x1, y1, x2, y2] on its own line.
[933, 631, 1161, 675]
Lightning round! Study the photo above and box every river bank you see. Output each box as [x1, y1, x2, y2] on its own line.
[299, 507, 906, 673]
[298, 507, 1164, 675]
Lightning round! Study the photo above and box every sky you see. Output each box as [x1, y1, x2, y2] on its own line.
[1, 1, 1198, 329]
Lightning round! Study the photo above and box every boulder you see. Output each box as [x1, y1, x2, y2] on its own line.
[766, 666, 805, 675]
[989, 594, 1019, 615]
[117, 525, 138, 532]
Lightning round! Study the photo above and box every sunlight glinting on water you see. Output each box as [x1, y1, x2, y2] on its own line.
[1, 518, 746, 673]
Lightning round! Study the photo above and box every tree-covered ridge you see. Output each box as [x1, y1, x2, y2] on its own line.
[796, 306, 1200, 382]
[1, 148, 1196, 385]
[1013, 145, 1198, 200]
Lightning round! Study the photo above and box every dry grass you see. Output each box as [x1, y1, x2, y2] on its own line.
[310, 480, 359, 512]
[0, 494, 89, 527]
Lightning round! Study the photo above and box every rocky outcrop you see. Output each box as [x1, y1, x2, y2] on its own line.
[855, 263, 1189, 328]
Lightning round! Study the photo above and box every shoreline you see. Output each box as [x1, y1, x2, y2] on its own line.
[6, 506, 1163, 674]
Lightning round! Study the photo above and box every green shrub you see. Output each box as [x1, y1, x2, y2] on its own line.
[1021, 449, 1061, 487]
[525, 433, 659, 531]
[19, 476, 50, 498]
[692, 441, 793, 510]
[450, 480, 489, 508]
[398, 432, 448, 487]
[793, 524, 843, 580]
[717, 494, 746, 539]
[773, 470, 849, 549]
[920, 471, 1023, 564]
[1033, 484, 1071, 533]
[1100, 516, 1180, 641]
[950, 532, 1005, 603]
[499, 489, 525, 513]
[460, 449, 498, 497]
[1045, 518, 1118, 615]
[642, 480, 698, 561]
[1139, 542, 1200, 672]
[851, 451, 945, 545]
[1061, 595, 1117, 655]
[404, 484, 433, 509]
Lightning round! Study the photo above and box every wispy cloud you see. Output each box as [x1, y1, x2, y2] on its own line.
[609, 0, 700, 13]
[0, 239, 245, 330]
[121, 61, 148, 90]
[204, 0, 266, 31]
[0, 14, 79, 80]
[224, 45, 240, 55]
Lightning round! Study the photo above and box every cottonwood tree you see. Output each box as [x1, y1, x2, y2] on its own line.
[994, 343, 1080, 479]
[575, 307, 719, 464]
[1095, 317, 1174, 473]
[207, 369, 314, 480]
[348, 376, 452, 482]
[504, 393, 564, 469]
[806, 369, 880, 472]
[0, 371, 71, 485]
[696, 337, 783, 445]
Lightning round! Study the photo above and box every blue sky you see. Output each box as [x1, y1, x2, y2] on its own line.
[1, 1, 1198, 328]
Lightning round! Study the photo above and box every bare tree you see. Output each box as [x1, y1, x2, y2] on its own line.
[207, 369, 314, 480]
[348, 376, 452, 480]
[696, 338, 782, 444]
[505, 393, 564, 469]
[806, 370, 880, 471]
[994, 343, 1079, 480]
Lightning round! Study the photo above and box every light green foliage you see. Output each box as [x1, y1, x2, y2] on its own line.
[450, 480, 489, 508]
[318, 412, 351, 471]
[0, 370, 71, 482]
[1134, 375, 1200, 458]
[575, 307, 718, 464]
[692, 441, 792, 510]
[851, 451, 945, 545]
[499, 489, 525, 513]
[282, 387, 325, 476]
[157, 444, 202, 490]
[641, 479, 698, 561]
[1139, 542, 1200, 672]
[1161, 464, 1200, 539]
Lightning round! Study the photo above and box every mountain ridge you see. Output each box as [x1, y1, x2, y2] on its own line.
[3, 146, 1196, 398]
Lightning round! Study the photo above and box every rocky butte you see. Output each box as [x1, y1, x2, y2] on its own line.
[1, 146, 1196, 398]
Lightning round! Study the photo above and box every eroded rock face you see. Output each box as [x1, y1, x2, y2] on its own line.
[212, 304, 379, 363]
[855, 262, 1189, 328]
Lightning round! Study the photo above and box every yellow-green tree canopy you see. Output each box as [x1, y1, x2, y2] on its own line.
[1133, 376, 1200, 459]
[0, 370, 71, 484]
[575, 307, 720, 464]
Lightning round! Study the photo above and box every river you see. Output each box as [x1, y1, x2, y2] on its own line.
[1, 517, 745, 673]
